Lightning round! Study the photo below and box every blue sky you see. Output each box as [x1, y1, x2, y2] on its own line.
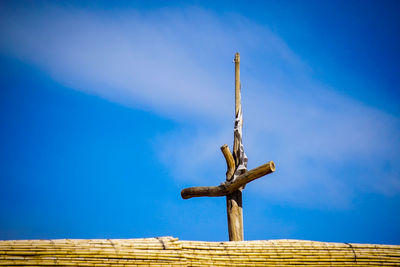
[0, 0, 399, 244]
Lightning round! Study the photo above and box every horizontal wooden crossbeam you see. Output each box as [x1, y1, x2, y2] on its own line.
[181, 161, 275, 199]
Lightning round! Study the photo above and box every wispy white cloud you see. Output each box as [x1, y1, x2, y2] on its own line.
[1, 3, 398, 208]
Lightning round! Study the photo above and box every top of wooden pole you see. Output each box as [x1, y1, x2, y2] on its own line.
[234, 52, 240, 117]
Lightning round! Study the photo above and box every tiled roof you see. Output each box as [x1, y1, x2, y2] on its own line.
[1, 236, 399, 266]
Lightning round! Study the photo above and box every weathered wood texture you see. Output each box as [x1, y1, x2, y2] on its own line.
[181, 161, 275, 199]
[221, 144, 243, 241]
[226, 191, 243, 241]
[229, 52, 244, 241]
[220, 144, 235, 181]
[1, 237, 399, 266]
[234, 52, 241, 120]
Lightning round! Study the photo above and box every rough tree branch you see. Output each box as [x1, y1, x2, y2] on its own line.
[220, 144, 235, 181]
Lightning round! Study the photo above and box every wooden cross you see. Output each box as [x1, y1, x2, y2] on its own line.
[181, 53, 276, 241]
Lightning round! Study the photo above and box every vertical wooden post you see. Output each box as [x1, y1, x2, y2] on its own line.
[226, 52, 244, 241]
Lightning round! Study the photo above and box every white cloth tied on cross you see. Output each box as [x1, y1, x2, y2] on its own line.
[231, 106, 248, 183]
